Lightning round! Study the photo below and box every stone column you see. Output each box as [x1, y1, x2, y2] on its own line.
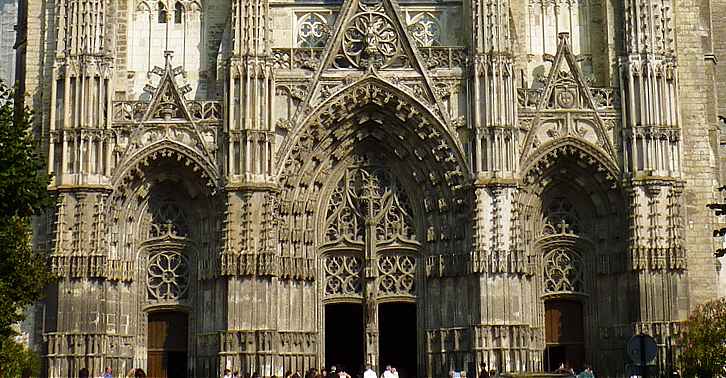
[221, 0, 288, 375]
[466, 0, 538, 372]
[618, 0, 701, 371]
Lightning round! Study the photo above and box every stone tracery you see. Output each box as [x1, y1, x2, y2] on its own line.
[147, 250, 190, 301]
[543, 247, 584, 294]
[335, 0, 407, 68]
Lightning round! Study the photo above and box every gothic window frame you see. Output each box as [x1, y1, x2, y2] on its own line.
[406, 11, 442, 47]
[157, 1, 167, 23]
[322, 252, 364, 299]
[542, 246, 586, 296]
[295, 11, 334, 48]
[541, 196, 582, 236]
[319, 156, 420, 302]
[174, 2, 184, 24]
[376, 250, 416, 298]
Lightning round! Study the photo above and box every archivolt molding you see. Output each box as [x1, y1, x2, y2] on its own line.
[106, 143, 221, 276]
[111, 141, 221, 192]
[274, 77, 472, 278]
[277, 75, 468, 177]
[520, 137, 620, 188]
[111, 52, 222, 183]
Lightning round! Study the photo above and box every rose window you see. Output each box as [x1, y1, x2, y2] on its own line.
[147, 251, 190, 301]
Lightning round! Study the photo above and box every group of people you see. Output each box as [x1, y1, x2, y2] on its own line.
[223, 364, 400, 378]
[554, 363, 595, 378]
[78, 366, 146, 378]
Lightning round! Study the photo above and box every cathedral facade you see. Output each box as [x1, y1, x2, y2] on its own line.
[15, 0, 724, 376]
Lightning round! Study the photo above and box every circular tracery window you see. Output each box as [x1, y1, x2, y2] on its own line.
[147, 251, 190, 301]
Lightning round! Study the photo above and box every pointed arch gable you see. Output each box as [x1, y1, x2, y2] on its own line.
[111, 140, 221, 192]
[296, 0, 451, 123]
[276, 75, 469, 181]
[520, 137, 620, 187]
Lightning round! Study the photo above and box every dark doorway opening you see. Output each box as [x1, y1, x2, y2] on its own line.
[326, 303, 365, 374]
[379, 302, 417, 378]
[148, 311, 188, 378]
[544, 299, 584, 372]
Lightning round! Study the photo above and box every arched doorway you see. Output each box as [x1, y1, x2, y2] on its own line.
[537, 197, 591, 373]
[275, 78, 471, 377]
[319, 154, 421, 374]
[520, 140, 626, 374]
[110, 147, 221, 378]
[147, 311, 189, 378]
[378, 302, 417, 378]
[325, 303, 365, 372]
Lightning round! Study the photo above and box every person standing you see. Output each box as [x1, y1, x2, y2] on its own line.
[224, 369, 233, 378]
[381, 365, 393, 378]
[577, 365, 594, 378]
[478, 363, 489, 378]
[391, 367, 399, 378]
[103, 367, 114, 378]
[363, 364, 376, 378]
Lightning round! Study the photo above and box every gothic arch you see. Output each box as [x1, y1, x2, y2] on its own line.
[276, 75, 469, 180]
[517, 137, 627, 371]
[520, 137, 619, 189]
[275, 76, 472, 266]
[111, 140, 221, 191]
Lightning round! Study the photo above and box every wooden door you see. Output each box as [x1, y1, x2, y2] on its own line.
[544, 299, 584, 371]
[147, 311, 188, 378]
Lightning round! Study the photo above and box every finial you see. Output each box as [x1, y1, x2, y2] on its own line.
[164, 50, 174, 69]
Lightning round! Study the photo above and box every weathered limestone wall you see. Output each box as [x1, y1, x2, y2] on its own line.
[677, 0, 720, 308]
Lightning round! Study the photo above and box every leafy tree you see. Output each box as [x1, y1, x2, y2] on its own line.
[0, 81, 53, 376]
[0, 337, 41, 377]
[678, 297, 726, 378]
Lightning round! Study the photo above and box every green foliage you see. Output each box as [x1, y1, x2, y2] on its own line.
[0, 337, 41, 377]
[678, 297, 726, 378]
[0, 81, 53, 375]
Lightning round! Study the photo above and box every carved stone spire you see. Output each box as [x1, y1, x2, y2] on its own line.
[226, 0, 276, 185]
[48, 0, 114, 186]
[469, 0, 518, 178]
[620, 0, 680, 177]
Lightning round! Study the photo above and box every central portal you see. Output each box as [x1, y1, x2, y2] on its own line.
[320, 157, 421, 377]
[325, 303, 365, 373]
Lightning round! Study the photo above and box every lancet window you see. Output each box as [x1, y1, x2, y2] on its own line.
[158, 2, 167, 23]
[174, 2, 183, 23]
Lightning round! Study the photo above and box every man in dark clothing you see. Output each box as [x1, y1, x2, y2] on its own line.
[479, 363, 490, 378]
